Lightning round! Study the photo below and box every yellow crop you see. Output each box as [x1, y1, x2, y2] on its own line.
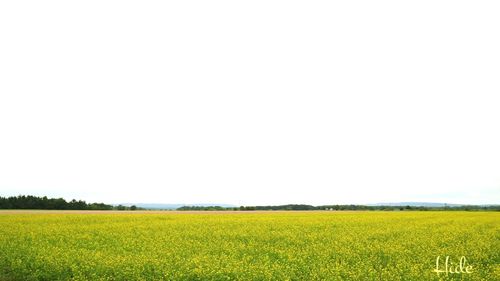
[0, 211, 498, 280]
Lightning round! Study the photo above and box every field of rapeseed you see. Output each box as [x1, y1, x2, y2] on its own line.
[0, 211, 498, 280]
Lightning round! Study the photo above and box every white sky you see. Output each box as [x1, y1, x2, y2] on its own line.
[1, 1, 499, 205]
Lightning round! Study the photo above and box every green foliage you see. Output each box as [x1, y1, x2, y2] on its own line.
[190, 204, 500, 211]
[0, 195, 113, 210]
[177, 206, 227, 211]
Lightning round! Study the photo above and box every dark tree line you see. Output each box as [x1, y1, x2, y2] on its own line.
[239, 204, 318, 211]
[2, 195, 496, 211]
[177, 206, 228, 211]
[0, 195, 138, 210]
[177, 204, 500, 211]
[318, 204, 499, 211]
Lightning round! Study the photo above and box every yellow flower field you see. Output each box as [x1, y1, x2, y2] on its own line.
[0, 211, 498, 280]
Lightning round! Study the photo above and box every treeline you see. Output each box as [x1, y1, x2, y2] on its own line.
[2, 196, 497, 211]
[0, 195, 139, 210]
[318, 204, 500, 211]
[177, 204, 500, 211]
[177, 206, 229, 211]
[240, 204, 317, 211]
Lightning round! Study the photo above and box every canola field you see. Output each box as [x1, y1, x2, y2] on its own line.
[0, 211, 498, 280]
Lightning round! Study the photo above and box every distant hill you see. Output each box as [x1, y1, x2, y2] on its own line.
[122, 202, 498, 210]
[119, 203, 237, 210]
[367, 202, 465, 207]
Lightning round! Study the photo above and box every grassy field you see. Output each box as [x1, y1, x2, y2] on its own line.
[0, 211, 498, 280]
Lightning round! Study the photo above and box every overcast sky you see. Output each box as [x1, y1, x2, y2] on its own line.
[1, 1, 499, 205]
